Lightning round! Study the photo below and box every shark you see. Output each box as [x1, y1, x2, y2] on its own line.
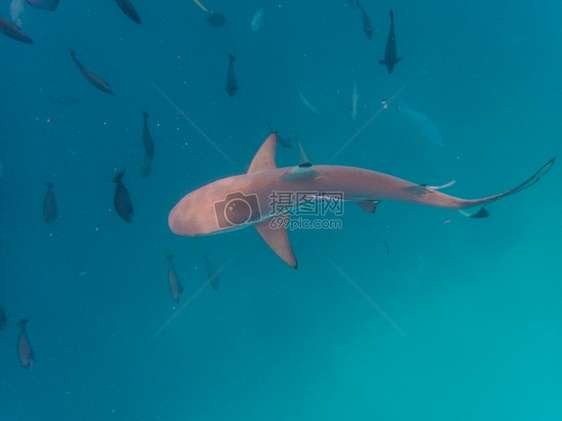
[169, 133, 554, 269]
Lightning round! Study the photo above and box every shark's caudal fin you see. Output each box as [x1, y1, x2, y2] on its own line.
[248, 133, 298, 268]
[459, 157, 555, 217]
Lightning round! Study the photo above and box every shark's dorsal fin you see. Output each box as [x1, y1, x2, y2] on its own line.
[248, 133, 278, 174]
[254, 215, 297, 269]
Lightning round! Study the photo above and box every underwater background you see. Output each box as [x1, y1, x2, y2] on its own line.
[1, 0, 561, 419]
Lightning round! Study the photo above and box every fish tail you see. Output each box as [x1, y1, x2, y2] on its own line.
[69, 48, 75, 58]
[458, 157, 555, 218]
[142, 110, 149, 120]
[203, 251, 209, 259]
[228, 53, 235, 62]
[390, 9, 394, 22]
[17, 318, 29, 327]
[165, 253, 174, 260]
[44, 181, 53, 188]
[113, 170, 125, 183]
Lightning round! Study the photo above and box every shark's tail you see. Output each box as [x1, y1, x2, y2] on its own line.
[458, 157, 555, 218]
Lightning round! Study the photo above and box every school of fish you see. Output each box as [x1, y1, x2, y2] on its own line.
[0, 1, 553, 371]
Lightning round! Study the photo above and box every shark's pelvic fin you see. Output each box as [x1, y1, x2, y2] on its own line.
[248, 133, 278, 173]
[354, 199, 380, 213]
[254, 215, 297, 269]
[458, 205, 490, 218]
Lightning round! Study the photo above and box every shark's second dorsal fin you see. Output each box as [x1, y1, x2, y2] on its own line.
[281, 142, 321, 181]
[298, 143, 310, 167]
[248, 133, 278, 173]
[254, 215, 297, 269]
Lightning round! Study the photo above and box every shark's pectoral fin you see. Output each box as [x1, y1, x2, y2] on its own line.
[396, 57, 403, 63]
[378, 59, 386, 65]
[355, 199, 380, 213]
[254, 216, 297, 269]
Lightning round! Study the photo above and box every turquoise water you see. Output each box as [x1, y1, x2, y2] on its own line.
[1, 1, 561, 419]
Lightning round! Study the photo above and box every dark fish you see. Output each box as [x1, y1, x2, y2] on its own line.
[0, 307, 6, 330]
[70, 49, 115, 96]
[379, 10, 402, 74]
[166, 253, 183, 303]
[140, 154, 152, 179]
[356, 1, 372, 39]
[383, 240, 390, 255]
[113, 171, 133, 223]
[267, 123, 292, 148]
[43, 182, 57, 223]
[24, 0, 59, 11]
[203, 252, 220, 291]
[205, 12, 226, 27]
[17, 318, 34, 370]
[142, 111, 154, 158]
[225, 53, 238, 97]
[114, 0, 141, 25]
[0, 15, 34, 44]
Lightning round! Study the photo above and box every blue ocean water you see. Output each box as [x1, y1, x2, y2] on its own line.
[1, 0, 561, 419]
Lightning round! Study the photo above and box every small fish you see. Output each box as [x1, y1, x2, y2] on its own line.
[225, 53, 238, 97]
[166, 253, 183, 303]
[142, 111, 154, 158]
[140, 154, 152, 179]
[11, 0, 24, 26]
[279, 136, 292, 148]
[379, 10, 402, 74]
[114, 0, 141, 24]
[43, 182, 57, 223]
[383, 240, 390, 255]
[193, 0, 207, 12]
[0, 15, 34, 44]
[205, 12, 226, 27]
[70, 49, 115, 96]
[23, 0, 59, 11]
[298, 91, 318, 114]
[356, 1, 372, 39]
[267, 123, 292, 148]
[251, 7, 265, 32]
[113, 170, 133, 223]
[351, 82, 358, 120]
[203, 252, 220, 290]
[398, 104, 444, 146]
[0, 307, 6, 330]
[17, 318, 34, 370]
